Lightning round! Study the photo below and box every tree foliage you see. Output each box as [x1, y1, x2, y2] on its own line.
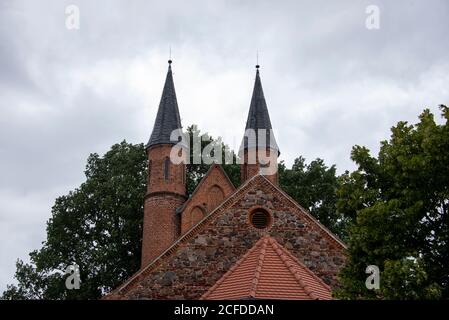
[279, 157, 346, 238]
[336, 106, 449, 299]
[185, 125, 240, 193]
[2, 141, 147, 299]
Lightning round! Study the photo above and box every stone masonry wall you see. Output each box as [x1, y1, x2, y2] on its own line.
[111, 177, 346, 300]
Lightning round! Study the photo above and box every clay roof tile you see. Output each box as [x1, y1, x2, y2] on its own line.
[201, 236, 333, 300]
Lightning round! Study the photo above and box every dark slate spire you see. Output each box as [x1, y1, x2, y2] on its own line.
[240, 66, 279, 153]
[146, 60, 183, 149]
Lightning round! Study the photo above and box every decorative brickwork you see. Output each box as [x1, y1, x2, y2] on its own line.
[106, 175, 346, 300]
[180, 164, 235, 234]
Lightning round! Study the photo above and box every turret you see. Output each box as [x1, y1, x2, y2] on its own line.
[141, 60, 187, 267]
[239, 65, 279, 185]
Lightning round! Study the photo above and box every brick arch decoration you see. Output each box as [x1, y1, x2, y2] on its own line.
[178, 165, 236, 235]
[190, 205, 206, 227]
[207, 184, 225, 211]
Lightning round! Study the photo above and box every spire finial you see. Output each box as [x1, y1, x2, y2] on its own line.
[256, 50, 260, 69]
[168, 46, 172, 65]
[147, 55, 182, 149]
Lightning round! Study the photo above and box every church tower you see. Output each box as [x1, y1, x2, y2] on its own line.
[240, 65, 279, 185]
[141, 60, 187, 268]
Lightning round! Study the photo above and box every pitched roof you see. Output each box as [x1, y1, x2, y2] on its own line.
[105, 174, 346, 298]
[240, 67, 279, 154]
[200, 236, 333, 300]
[146, 61, 183, 149]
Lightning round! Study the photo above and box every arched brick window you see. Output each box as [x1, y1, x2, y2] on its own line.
[164, 157, 170, 180]
[181, 165, 185, 185]
[207, 185, 225, 211]
[148, 160, 152, 184]
[190, 206, 205, 227]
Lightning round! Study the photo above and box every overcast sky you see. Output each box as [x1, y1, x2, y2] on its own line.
[1, 0, 448, 292]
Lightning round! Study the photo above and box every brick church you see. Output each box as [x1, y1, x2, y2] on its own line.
[105, 60, 346, 300]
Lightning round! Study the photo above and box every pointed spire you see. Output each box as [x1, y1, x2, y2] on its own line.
[146, 60, 183, 149]
[245, 65, 271, 131]
[240, 66, 279, 153]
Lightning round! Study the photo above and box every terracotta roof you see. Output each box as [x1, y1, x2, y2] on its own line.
[201, 236, 333, 300]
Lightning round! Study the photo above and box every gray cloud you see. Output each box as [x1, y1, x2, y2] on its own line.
[1, 0, 448, 292]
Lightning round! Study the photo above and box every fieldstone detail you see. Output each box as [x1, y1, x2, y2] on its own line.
[106, 174, 346, 300]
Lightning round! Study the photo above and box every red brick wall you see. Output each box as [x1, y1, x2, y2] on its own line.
[141, 193, 185, 267]
[180, 165, 235, 234]
[147, 144, 186, 195]
[141, 144, 187, 268]
[241, 148, 278, 185]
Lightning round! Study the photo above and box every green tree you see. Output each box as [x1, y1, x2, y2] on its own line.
[185, 125, 240, 194]
[336, 106, 449, 299]
[2, 141, 147, 299]
[279, 157, 346, 238]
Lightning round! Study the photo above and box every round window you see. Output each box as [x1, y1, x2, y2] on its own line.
[249, 209, 271, 229]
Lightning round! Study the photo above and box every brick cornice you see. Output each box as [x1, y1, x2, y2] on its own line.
[144, 191, 187, 201]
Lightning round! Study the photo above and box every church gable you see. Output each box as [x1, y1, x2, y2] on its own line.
[107, 174, 346, 300]
[180, 164, 235, 234]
